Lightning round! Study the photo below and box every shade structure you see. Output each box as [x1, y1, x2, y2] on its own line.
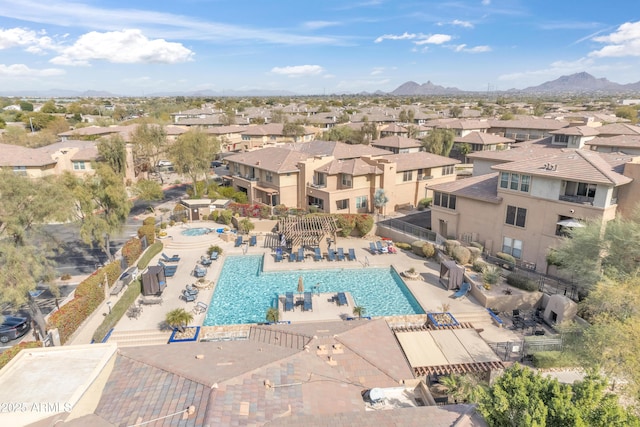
[556, 218, 585, 228]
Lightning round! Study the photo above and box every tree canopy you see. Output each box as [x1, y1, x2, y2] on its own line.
[168, 128, 220, 195]
[421, 128, 455, 156]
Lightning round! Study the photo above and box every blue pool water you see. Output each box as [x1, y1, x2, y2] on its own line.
[181, 227, 211, 236]
[203, 255, 424, 325]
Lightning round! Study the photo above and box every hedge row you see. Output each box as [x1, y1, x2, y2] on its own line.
[46, 260, 121, 344]
[92, 279, 142, 343]
[506, 272, 538, 292]
[228, 203, 271, 219]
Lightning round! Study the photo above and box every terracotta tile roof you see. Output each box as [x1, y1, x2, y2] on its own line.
[291, 140, 390, 159]
[491, 149, 632, 186]
[586, 134, 640, 149]
[381, 123, 408, 133]
[549, 125, 599, 136]
[203, 124, 247, 135]
[372, 135, 423, 149]
[241, 123, 287, 136]
[226, 147, 309, 173]
[466, 137, 557, 162]
[175, 117, 224, 126]
[435, 119, 491, 130]
[71, 146, 99, 161]
[318, 158, 382, 176]
[0, 143, 56, 167]
[489, 118, 571, 131]
[454, 131, 514, 145]
[379, 152, 460, 171]
[429, 173, 502, 204]
[594, 123, 640, 136]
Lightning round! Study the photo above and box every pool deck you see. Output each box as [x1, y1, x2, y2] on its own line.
[69, 221, 523, 346]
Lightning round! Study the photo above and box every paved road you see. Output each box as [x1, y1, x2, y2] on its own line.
[42, 184, 189, 276]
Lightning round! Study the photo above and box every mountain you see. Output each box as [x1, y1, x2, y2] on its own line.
[146, 89, 298, 97]
[520, 72, 627, 93]
[390, 80, 462, 95]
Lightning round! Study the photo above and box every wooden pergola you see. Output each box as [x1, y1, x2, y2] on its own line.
[278, 216, 339, 253]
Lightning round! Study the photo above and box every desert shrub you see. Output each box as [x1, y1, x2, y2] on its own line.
[468, 246, 482, 262]
[160, 222, 167, 229]
[506, 272, 537, 291]
[259, 205, 271, 219]
[417, 197, 432, 210]
[483, 266, 500, 285]
[142, 217, 156, 226]
[208, 210, 219, 221]
[496, 252, 516, 268]
[207, 245, 223, 256]
[238, 217, 255, 234]
[452, 246, 471, 264]
[395, 242, 412, 250]
[137, 223, 156, 245]
[546, 249, 562, 267]
[60, 273, 72, 281]
[472, 259, 488, 273]
[336, 214, 356, 237]
[218, 209, 232, 225]
[422, 242, 436, 258]
[0, 341, 42, 370]
[411, 240, 428, 257]
[273, 204, 288, 216]
[470, 241, 483, 251]
[444, 239, 461, 256]
[355, 214, 374, 236]
[121, 238, 142, 267]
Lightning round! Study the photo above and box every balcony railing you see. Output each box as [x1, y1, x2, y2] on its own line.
[307, 182, 326, 189]
[559, 195, 594, 205]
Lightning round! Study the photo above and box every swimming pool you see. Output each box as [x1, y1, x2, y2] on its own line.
[203, 255, 425, 325]
[181, 227, 212, 237]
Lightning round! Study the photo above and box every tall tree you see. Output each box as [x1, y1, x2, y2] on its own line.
[97, 134, 127, 176]
[421, 128, 455, 157]
[131, 122, 168, 181]
[63, 164, 132, 261]
[373, 188, 389, 216]
[0, 171, 75, 337]
[168, 128, 220, 195]
[132, 179, 164, 212]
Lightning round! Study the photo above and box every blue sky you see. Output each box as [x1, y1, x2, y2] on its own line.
[1, 0, 640, 95]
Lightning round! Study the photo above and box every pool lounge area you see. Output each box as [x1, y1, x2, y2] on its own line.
[204, 255, 425, 326]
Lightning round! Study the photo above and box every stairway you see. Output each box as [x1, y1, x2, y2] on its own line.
[451, 310, 493, 325]
[162, 234, 224, 251]
[107, 329, 173, 347]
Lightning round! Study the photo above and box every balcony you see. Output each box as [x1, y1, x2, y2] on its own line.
[559, 195, 594, 205]
[307, 182, 326, 189]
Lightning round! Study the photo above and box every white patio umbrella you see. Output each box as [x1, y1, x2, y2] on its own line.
[556, 218, 585, 228]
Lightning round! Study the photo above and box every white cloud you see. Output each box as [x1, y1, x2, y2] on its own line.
[589, 21, 640, 57]
[374, 32, 416, 43]
[50, 29, 194, 66]
[452, 20, 474, 28]
[414, 34, 452, 45]
[0, 27, 55, 53]
[370, 67, 385, 75]
[271, 65, 324, 77]
[481, 0, 491, 5]
[303, 21, 340, 30]
[450, 43, 490, 53]
[0, 63, 64, 76]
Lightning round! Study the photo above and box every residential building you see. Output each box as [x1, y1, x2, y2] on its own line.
[371, 135, 423, 154]
[488, 118, 570, 142]
[586, 135, 640, 155]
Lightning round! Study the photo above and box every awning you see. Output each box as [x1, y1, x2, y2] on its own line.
[253, 185, 279, 194]
[557, 218, 585, 228]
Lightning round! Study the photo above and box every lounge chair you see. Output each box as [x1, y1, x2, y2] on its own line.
[275, 247, 283, 262]
[210, 251, 219, 261]
[185, 284, 199, 296]
[348, 248, 357, 261]
[337, 292, 348, 306]
[369, 242, 379, 255]
[285, 292, 294, 312]
[234, 236, 243, 247]
[193, 265, 207, 278]
[181, 289, 196, 302]
[376, 241, 388, 254]
[452, 282, 471, 299]
[327, 250, 336, 262]
[289, 251, 297, 262]
[192, 301, 208, 315]
[297, 247, 305, 262]
[337, 248, 346, 261]
[249, 235, 257, 246]
[161, 252, 180, 262]
[303, 292, 313, 311]
[313, 247, 322, 261]
[200, 256, 212, 266]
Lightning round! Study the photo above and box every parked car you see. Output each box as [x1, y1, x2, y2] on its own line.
[157, 160, 173, 167]
[0, 316, 30, 343]
[210, 161, 223, 168]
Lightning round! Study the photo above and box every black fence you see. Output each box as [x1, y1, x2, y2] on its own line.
[377, 218, 441, 244]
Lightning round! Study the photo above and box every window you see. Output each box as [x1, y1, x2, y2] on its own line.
[241, 135, 250, 141]
[505, 205, 527, 228]
[356, 196, 367, 209]
[73, 161, 86, 170]
[336, 199, 348, 210]
[554, 134, 569, 144]
[433, 191, 456, 210]
[12, 166, 26, 176]
[314, 172, 326, 187]
[402, 170, 413, 182]
[442, 165, 454, 175]
[500, 172, 531, 192]
[265, 171, 273, 183]
[577, 182, 596, 198]
[308, 196, 324, 210]
[502, 237, 523, 259]
[341, 174, 352, 188]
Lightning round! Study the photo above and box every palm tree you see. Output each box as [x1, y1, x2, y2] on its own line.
[165, 308, 194, 333]
[266, 307, 279, 323]
[353, 306, 366, 319]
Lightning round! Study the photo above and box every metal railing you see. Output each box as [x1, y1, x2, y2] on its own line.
[377, 218, 441, 244]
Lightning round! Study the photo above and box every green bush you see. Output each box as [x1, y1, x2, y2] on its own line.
[207, 245, 223, 256]
[532, 351, 579, 369]
[452, 246, 471, 264]
[137, 242, 163, 269]
[395, 242, 412, 250]
[336, 214, 356, 237]
[0, 341, 42, 370]
[142, 217, 156, 226]
[355, 214, 374, 236]
[472, 259, 488, 273]
[411, 240, 428, 257]
[444, 239, 461, 256]
[121, 238, 142, 267]
[470, 241, 483, 251]
[496, 252, 516, 267]
[92, 279, 142, 343]
[422, 242, 436, 258]
[273, 204, 288, 216]
[417, 198, 432, 210]
[468, 247, 482, 263]
[208, 210, 219, 221]
[483, 266, 500, 285]
[506, 272, 537, 291]
[137, 223, 156, 245]
[218, 209, 232, 225]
